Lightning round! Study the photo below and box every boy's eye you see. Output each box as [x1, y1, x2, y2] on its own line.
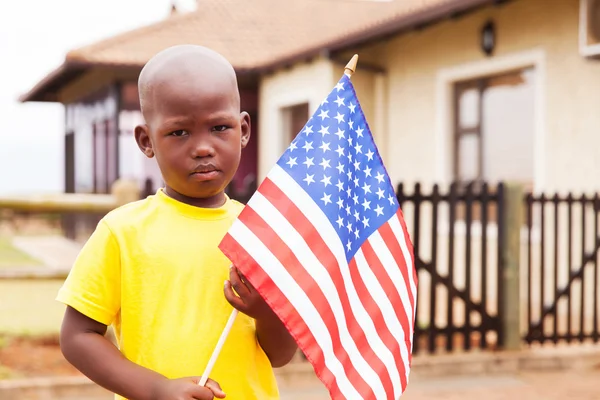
[212, 125, 229, 132]
[169, 130, 188, 137]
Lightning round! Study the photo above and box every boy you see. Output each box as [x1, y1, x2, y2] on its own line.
[56, 45, 298, 400]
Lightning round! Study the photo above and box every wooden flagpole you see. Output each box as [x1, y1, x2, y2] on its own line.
[198, 307, 238, 386]
[198, 53, 360, 388]
[344, 54, 359, 77]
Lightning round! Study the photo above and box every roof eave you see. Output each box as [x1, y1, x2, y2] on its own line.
[258, 0, 496, 73]
[21, 59, 260, 103]
[19, 61, 90, 103]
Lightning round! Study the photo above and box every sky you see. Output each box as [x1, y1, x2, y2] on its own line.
[0, 0, 197, 195]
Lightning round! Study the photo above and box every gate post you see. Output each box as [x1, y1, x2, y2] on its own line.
[499, 181, 524, 351]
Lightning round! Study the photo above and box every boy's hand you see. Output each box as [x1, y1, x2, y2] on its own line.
[151, 377, 225, 400]
[224, 266, 298, 368]
[224, 266, 273, 320]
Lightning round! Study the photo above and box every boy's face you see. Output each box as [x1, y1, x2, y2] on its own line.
[135, 75, 250, 208]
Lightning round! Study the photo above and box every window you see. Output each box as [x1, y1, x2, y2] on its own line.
[453, 68, 535, 192]
[281, 103, 309, 146]
[118, 110, 144, 181]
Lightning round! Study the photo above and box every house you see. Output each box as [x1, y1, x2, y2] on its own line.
[21, 0, 600, 199]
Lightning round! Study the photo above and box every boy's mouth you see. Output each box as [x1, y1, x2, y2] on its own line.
[190, 165, 220, 181]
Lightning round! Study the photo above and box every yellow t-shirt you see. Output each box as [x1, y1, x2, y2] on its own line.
[56, 189, 279, 400]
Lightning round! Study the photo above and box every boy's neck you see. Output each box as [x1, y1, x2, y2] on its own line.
[163, 186, 227, 209]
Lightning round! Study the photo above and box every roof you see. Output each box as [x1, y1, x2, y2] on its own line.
[21, 0, 493, 102]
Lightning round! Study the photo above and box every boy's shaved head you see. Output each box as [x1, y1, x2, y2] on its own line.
[133, 44, 251, 208]
[138, 44, 240, 122]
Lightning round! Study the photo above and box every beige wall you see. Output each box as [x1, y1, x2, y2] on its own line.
[258, 57, 337, 179]
[331, 63, 389, 165]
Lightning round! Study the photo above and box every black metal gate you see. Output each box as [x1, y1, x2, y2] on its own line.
[397, 182, 505, 354]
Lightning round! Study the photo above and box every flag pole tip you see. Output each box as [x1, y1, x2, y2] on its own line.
[344, 54, 359, 77]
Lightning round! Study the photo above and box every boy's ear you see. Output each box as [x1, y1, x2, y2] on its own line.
[134, 124, 154, 158]
[240, 112, 251, 149]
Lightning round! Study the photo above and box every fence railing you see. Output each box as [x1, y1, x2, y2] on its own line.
[0, 193, 120, 242]
[0, 180, 255, 242]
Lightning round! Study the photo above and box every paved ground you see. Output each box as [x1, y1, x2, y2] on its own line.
[280, 371, 600, 399]
[404, 371, 600, 399]
[11, 235, 80, 271]
[2, 366, 599, 399]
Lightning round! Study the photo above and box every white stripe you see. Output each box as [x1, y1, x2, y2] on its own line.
[250, 191, 398, 399]
[354, 249, 411, 382]
[369, 231, 415, 342]
[389, 215, 418, 327]
[229, 220, 361, 399]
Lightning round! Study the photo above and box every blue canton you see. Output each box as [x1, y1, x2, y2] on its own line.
[276, 74, 399, 261]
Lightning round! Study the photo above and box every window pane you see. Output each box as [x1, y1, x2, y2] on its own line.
[458, 88, 479, 129]
[118, 110, 144, 181]
[458, 134, 479, 182]
[482, 68, 535, 186]
[94, 121, 107, 193]
[291, 103, 309, 139]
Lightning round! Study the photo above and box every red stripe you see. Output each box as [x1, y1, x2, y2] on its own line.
[378, 218, 416, 321]
[391, 210, 418, 329]
[256, 179, 397, 398]
[360, 237, 413, 375]
[219, 233, 344, 399]
[396, 209, 418, 290]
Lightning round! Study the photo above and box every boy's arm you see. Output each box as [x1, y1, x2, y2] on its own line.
[60, 306, 164, 400]
[225, 267, 297, 368]
[60, 306, 225, 400]
[255, 309, 298, 368]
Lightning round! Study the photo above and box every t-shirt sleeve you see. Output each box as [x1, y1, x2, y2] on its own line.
[56, 219, 121, 326]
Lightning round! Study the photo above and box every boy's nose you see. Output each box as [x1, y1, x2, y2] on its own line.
[191, 138, 215, 158]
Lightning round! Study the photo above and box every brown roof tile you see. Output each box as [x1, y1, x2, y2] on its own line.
[22, 0, 492, 102]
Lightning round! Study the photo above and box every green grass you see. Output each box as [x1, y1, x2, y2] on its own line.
[0, 279, 65, 335]
[0, 237, 42, 268]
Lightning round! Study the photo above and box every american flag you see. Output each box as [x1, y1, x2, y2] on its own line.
[219, 73, 417, 400]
